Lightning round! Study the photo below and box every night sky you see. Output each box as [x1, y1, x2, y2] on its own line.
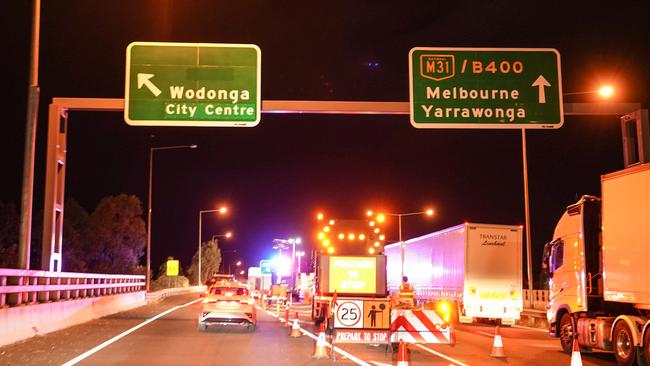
[4, 1, 650, 282]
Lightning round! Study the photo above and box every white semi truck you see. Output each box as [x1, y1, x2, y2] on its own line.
[385, 223, 523, 324]
[543, 163, 650, 366]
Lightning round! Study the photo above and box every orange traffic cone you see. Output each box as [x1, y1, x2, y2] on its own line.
[396, 340, 410, 366]
[490, 326, 506, 358]
[570, 338, 583, 366]
[312, 323, 330, 359]
[290, 313, 302, 337]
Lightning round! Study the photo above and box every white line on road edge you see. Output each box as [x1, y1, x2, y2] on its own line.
[61, 298, 202, 366]
[263, 309, 371, 366]
[414, 344, 469, 366]
[512, 324, 549, 333]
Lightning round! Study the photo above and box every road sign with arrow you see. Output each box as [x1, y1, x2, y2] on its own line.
[409, 47, 563, 129]
[124, 41, 261, 127]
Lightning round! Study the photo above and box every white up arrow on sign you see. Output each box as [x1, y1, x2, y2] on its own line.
[531, 75, 551, 104]
[137, 73, 162, 97]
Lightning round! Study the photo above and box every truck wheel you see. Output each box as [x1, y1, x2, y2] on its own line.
[613, 321, 637, 366]
[558, 313, 574, 354]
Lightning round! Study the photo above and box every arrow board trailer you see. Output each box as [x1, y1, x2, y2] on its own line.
[385, 223, 523, 325]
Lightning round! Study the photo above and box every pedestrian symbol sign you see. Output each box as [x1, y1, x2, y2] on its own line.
[363, 300, 390, 329]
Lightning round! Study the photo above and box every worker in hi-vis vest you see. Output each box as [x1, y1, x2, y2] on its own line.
[399, 276, 415, 307]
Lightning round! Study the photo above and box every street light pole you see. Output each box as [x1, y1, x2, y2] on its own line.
[197, 207, 228, 285]
[378, 210, 434, 280]
[146, 144, 197, 292]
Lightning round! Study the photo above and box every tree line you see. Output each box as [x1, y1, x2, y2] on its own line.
[0, 194, 221, 284]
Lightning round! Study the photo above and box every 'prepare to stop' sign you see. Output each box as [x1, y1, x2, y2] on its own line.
[334, 300, 363, 329]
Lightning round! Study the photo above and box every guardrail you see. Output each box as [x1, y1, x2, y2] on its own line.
[0, 268, 144, 307]
[523, 289, 549, 310]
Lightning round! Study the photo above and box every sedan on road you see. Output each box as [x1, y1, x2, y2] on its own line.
[198, 284, 257, 332]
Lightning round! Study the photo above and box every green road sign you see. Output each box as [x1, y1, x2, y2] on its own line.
[260, 260, 272, 274]
[166, 259, 179, 277]
[124, 42, 261, 127]
[409, 48, 563, 129]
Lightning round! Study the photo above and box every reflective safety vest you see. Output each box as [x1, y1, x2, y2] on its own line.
[399, 282, 414, 299]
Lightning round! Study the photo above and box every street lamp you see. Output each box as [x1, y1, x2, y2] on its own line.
[295, 250, 305, 278]
[197, 207, 229, 286]
[146, 144, 197, 292]
[372, 209, 435, 279]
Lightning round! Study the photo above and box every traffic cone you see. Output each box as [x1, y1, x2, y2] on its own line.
[290, 313, 302, 337]
[570, 338, 583, 366]
[490, 326, 506, 358]
[312, 323, 330, 359]
[396, 340, 410, 366]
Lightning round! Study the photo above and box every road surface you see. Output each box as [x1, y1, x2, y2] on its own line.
[0, 293, 619, 365]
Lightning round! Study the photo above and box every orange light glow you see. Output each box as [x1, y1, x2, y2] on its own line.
[219, 206, 228, 214]
[369, 221, 375, 227]
[318, 232, 325, 240]
[376, 214, 386, 223]
[323, 239, 330, 247]
[329, 219, 335, 225]
[374, 228, 380, 234]
[338, 233, 345, 240]
[359, 234, 366, 240]
[374, 241, 380, 247]
[317, 213, 324, 220]
[379, 234, 385, 241]
[599, 85, 614, 98]
[327, 247, 335, 254]
[348, 233, 356, 240]
[366, 210, 373, 217]
[368, 248, 375, 254]
[225, 232, 233, 238]
[426, 209, 434, 216]
[323, 226, 330, 232]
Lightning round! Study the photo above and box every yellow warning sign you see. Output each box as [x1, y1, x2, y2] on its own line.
[363, 300, 390, 329]
[166, 260, 179, 276]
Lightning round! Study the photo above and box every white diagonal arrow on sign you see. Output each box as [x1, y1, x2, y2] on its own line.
[137, 73, 162, 97]
[531, 75, 551, 104]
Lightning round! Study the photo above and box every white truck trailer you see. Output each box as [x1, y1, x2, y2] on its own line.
[385, 223, 523, 324]
[544, 163, 650, 366]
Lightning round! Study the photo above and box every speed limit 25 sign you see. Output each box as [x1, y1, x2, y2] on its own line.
[334, 300, 363, 329]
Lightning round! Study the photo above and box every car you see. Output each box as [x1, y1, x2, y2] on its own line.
[198, 283, 257, 332]
[205, 273, 235, 287]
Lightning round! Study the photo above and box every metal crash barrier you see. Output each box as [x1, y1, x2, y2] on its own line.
[0, 268, 144, 307]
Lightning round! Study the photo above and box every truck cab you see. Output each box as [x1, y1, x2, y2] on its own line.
[543, 195, 602, 352]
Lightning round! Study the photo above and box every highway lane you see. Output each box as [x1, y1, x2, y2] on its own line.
[0, 293, 621, 366]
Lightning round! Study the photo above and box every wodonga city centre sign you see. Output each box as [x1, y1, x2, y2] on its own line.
[409, 47, 563, 129]
[124, 42, 261, 127]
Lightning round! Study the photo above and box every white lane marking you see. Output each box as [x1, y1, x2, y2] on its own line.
[512, 324, 549, 333]
[263, 309, 371, 366]
[370, 361, 393, 366]
[476, 330, 495, 337]
[414, 344, 469, 366]
[61, 298, 202, 366]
